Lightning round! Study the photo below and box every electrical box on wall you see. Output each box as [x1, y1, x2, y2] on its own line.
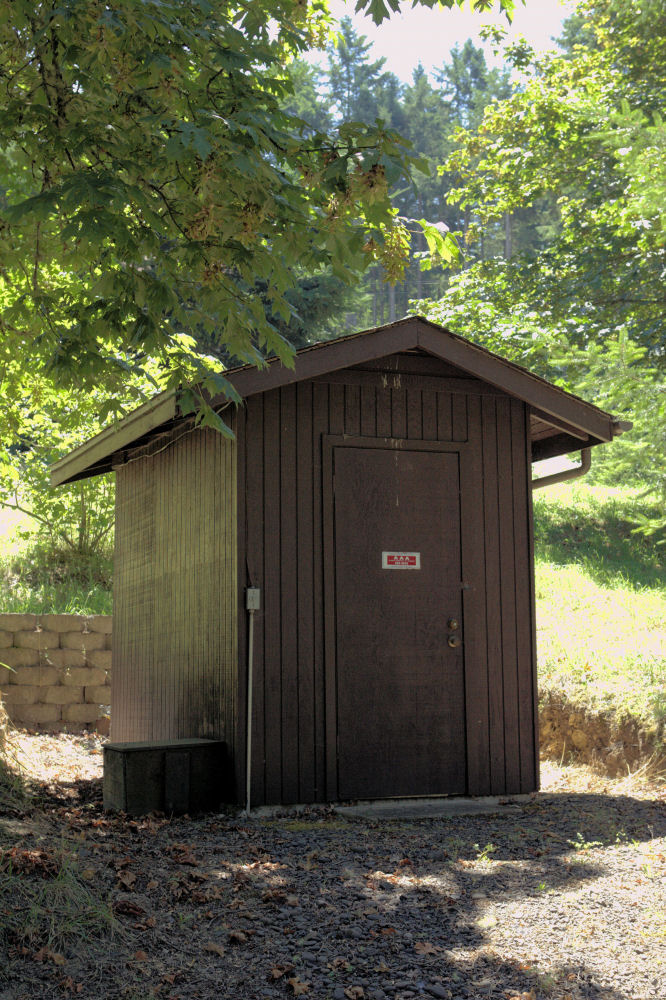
[246, 587, 261, 610]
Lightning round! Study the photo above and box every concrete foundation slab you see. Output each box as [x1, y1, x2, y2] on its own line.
[248, 795, 531, 821]
[335, 795, 530, 820]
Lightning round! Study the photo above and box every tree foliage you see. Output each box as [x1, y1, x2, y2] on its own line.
[414, 0, 666, 532]
[0, 0, 517, 417]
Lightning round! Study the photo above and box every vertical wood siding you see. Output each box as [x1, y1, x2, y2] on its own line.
[238, 353, 538, 804]
[113, 427, 237, 762]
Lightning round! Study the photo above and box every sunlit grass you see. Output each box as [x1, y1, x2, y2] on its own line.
[534, 483, 666, 738]
[0, 517, 112, 615]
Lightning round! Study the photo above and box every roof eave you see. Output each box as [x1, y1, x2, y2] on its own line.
[49, 316, 620, 484]
[50, 390, 178, 487]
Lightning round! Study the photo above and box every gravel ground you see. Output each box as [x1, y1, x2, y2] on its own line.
[0, 735, 664, 1000]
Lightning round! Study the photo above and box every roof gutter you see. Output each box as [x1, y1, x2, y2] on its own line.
[531, 447, 592, 492]
[531, 417, 631, 492]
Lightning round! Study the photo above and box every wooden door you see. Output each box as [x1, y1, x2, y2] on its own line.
[330, 443, 466, 799]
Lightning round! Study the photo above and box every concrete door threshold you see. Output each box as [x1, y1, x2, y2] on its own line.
[335, 795, 530, 820]
[248, 795, 531, 821]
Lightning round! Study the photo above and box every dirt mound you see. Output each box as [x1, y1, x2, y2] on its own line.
[539, 689, 664, 777]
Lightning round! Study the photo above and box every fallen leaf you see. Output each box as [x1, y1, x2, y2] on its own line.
[285, 894, 300, 906]
[58, 975, 83, 994]
[203, 942, 226, 957]
[262, 887, 287, 904]
[380, 927, 396, 936]
[118, 870, 137, 889]
[287, 976, 311, 995]
[344, 988, 365, 999]
[161, 970, 183, 985]
[270, 963, 294, 980]
[3, 848, 58, 878]
[146, 879, 159, 890]
[228, 929, 248, 945]
[80, 868, 96, 881]
[113, 899, 145, 917]
[414, 941, 439, 955]
[33, 947, 65, 966]
[134, 950, 148, 962]
[329, 957, 351, 971]
[167, 843, 199, 866]
[133, 915, 157, 930]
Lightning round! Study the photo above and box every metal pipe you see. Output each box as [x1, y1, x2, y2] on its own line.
[245, 606, 255, 815]
[532, 447, 592, 491]
[244, 587, 260, 815]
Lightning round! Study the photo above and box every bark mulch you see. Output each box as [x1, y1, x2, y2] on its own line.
[0, 736, 664, 1000]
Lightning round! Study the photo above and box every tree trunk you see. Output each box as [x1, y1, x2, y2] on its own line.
[372, 269, 378, 326]
[463, 207, 470, 268]
[416, 199, 423, 300]
[504, 212, 512, 259]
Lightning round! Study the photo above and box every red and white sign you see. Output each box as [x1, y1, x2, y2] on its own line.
[382, 551, 421, 569]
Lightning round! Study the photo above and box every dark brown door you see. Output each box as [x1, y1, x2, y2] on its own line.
[332, 444, 466, 800]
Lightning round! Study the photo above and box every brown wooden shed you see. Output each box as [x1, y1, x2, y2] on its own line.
[51, 317, 627, 807]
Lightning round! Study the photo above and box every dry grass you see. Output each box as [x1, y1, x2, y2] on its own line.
[540, 753, 666, 799]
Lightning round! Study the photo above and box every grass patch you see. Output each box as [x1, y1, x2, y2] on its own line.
[0, 704, 29, 813]
[534, 484, 666, 741]
[0, 536, 112, 615]
[533, 483, 664, 590]
[0, 844, 115, 959]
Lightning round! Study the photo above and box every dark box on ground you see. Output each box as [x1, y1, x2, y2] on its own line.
[103, 738, 229, 815]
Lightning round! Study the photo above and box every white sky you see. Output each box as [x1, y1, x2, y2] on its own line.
[310, 0, 577, 81]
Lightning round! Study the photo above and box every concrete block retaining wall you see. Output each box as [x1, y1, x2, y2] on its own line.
[0, 613, 111, 734]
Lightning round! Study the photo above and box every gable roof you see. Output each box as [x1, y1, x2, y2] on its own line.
[51, 316, 628, 486]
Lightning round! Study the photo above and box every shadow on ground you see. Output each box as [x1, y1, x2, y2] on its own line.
[533, 500, 664, 591]
[2, 781, 664, 999]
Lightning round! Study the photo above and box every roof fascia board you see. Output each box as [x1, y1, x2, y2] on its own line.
[416, 324, 613, 442]
[529, 405, 589, 442]
[218, 320, 421, 404]
[50, 390, 177, 487]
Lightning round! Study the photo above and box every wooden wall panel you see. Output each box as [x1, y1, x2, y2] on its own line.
[481, 395, 505, 795]
[513, 400, 539, 792]
[262, 390, 282, 804]
[311, 383, 329, 801]
[113, 427, 238, 765]
[236, 351, 538, 805]
[496, 397, 521, 794]
[460, 393, 491, 795]
[296, 383, 316, 802]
